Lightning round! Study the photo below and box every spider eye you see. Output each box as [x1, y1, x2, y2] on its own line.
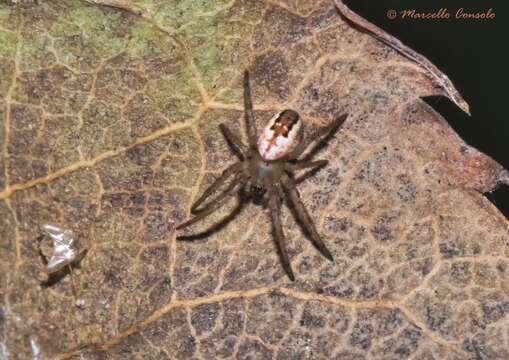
[250, 185, 265, 195]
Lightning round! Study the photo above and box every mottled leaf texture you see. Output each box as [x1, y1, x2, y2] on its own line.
[0, 0, 508, 359]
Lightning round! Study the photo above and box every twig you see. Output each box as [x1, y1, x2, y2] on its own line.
[82, 0, 146, 17]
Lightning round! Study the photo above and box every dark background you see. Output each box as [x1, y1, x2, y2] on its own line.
[347, 0, 509, 218]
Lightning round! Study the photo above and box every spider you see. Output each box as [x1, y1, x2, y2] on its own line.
[177, 70, 347, 281]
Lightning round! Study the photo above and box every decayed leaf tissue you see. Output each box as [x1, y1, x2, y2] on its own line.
[0, 0, 508, 359]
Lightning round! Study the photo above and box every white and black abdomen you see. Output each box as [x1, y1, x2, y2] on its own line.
[257, 109, 302, 161]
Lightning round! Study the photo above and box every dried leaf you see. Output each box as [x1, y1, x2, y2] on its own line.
[0, 0, 508, 359]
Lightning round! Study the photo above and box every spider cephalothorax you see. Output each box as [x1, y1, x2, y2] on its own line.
[178, 70, 347, 281]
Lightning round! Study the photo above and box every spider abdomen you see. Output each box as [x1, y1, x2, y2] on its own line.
[257, 109, 302, 161]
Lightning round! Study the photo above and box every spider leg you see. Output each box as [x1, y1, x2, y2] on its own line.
[285, 160, 328, 172]
[219, 124, 247, 159]
[178, 175, 247, 229]
[178, 201, 244, 241]
[281, 174, 333, 261]
[190, 162, 242, 214]
[285, 160, 329, 185]
[291, 113, 348, 160]
[268, 187, 295, 281]
[243, 70, 258, 148]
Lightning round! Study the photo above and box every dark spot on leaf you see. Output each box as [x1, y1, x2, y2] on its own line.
[191, 303, 220, 335]
[350, 322, 373, 350]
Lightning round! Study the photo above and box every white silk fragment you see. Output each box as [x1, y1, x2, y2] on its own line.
[42, 224, 77, 272]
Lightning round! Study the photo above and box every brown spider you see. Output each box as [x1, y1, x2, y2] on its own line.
[177, 70, 347, 281]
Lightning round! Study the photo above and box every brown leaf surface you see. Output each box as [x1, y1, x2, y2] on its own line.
[0, 0, 508, 359]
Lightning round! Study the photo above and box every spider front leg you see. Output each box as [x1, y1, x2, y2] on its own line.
[243, 70, 258, 148]
[268, 186, 295, 281]
[285, 160, 329, 185]
[178, 173, 247, 229]
[285, 160, 328, 172]
[219, 124, 247, 160]
[281, 174, 333, 261]
[190, 162, 242, 214]
[291, 113, 348, 161]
